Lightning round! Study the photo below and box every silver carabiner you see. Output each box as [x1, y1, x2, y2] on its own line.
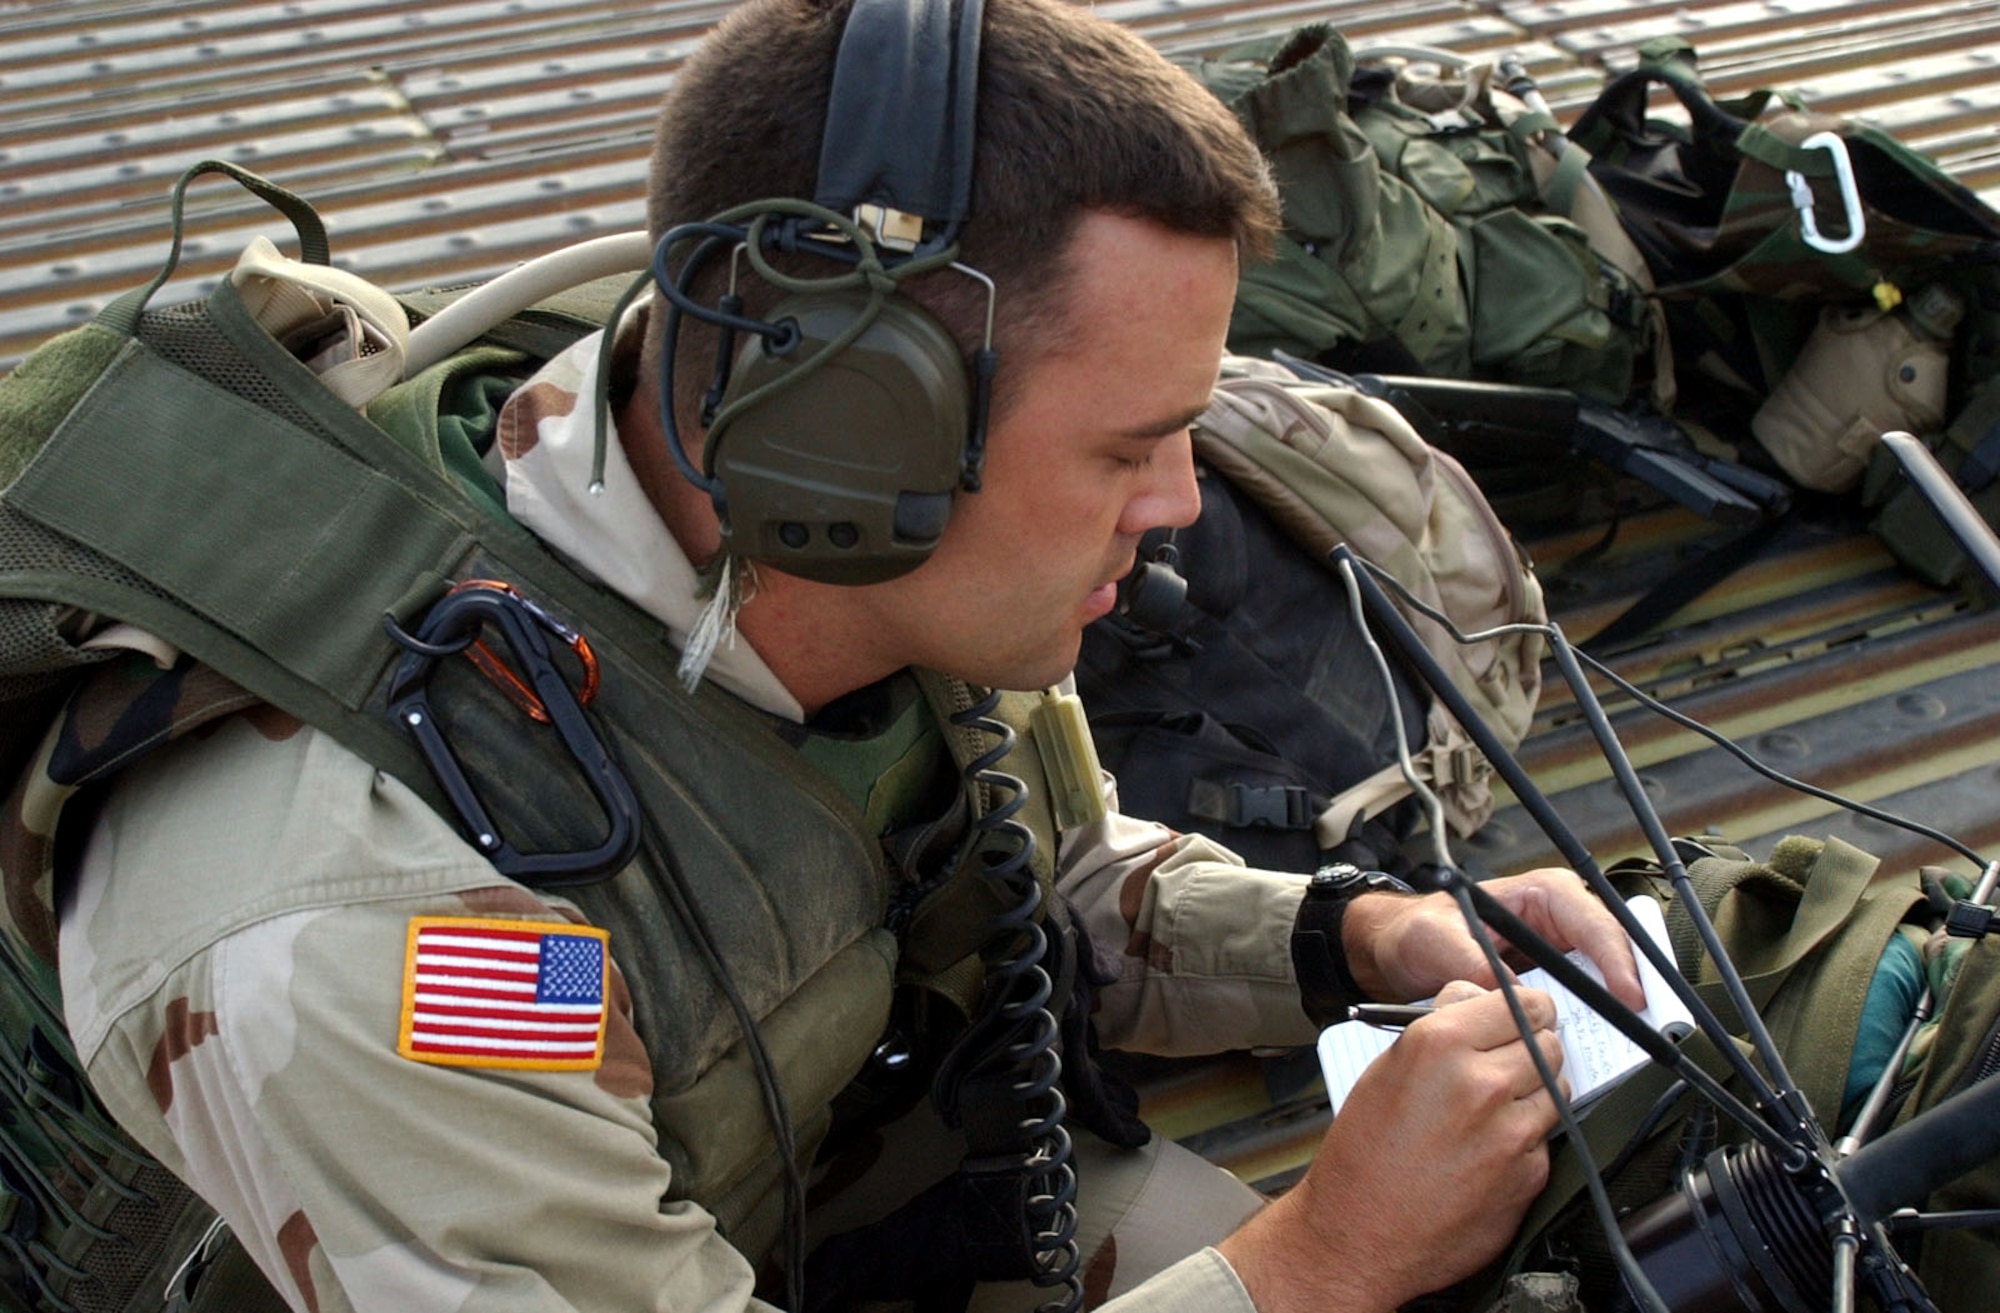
[1785, 130, 1866, 255]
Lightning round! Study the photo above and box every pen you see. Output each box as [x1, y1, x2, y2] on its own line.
[1348, 1003, 1436, 1031]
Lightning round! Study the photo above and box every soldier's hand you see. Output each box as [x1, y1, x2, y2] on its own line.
[1215, 982, 1566, 1312]
[1342, 867, 1646, 1011]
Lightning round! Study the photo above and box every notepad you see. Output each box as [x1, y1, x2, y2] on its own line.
[1315, 895, 1693, 1114]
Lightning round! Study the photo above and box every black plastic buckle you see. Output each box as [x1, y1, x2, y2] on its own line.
[385, 582, 639, 887]
[1225, 782, 1313, 830]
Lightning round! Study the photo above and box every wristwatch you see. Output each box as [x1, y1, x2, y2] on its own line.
[1291, 862, 1417, 1027]
[1307, 861, 1415, 903]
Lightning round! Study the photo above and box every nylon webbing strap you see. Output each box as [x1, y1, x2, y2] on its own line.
[1580, 517, 1783, 655]
[1505, 109, 1560, 145]
[1543, 142, 1592, 219]
[1772, 878, 1928, 1120]
[1734, 122, 1830, 177]
[1667, 856, 1779, 993]
[99, 160, 330, 338]
[7, 341, 465, 710]
[1662, 838, 1925, 1123]
[1690, 840, 1878, 1014]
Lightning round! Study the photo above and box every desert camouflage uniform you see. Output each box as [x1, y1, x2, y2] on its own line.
[52, 330, 1324, 1313]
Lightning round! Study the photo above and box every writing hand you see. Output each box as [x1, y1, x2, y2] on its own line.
[1218, 982, 1566, 1311]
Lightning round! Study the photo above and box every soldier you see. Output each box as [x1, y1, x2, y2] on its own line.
[54, 0, 1645, 1309]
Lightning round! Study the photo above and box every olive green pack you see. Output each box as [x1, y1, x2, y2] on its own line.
[1178, 26, 1652, 404]
[1462, 835, 2000, 1312]
[1346, 55, 1665, 407]
[1888, 930, 2000, 1309]
[0, 160, 661, 1313]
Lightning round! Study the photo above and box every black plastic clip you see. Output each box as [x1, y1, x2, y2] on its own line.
[1226, 782, 1313, 830]
[385, 582, 639, 887]
[1945, 900, 1995, 940]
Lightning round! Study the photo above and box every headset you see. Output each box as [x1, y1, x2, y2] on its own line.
[650, 0, 999, 586]
[651, 5, 1085, 1311]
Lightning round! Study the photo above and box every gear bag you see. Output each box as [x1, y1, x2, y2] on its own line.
[1570, 37, 2000, 424]
[1446, 835, 2000, 1313]
[1345, 51, 1669, 410]
[1179, 26, 1653, 404]
[1568, 36, 2000, 589]
[1075, 359, 1545, 874]
[1572, 38, 2000, 304]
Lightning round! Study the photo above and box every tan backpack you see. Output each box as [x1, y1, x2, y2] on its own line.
[1185, 358, 1545, 845]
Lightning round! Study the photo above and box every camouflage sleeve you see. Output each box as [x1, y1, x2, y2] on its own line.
[1055, 777, 1319, 1056]
[60, 719, 777, 1313]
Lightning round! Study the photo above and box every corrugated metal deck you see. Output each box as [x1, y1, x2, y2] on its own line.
[10, 0, 2000, 367]
[5, 0, 1998, 1197]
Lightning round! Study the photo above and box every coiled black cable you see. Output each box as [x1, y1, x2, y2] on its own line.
[932, 688, 1082, 1313]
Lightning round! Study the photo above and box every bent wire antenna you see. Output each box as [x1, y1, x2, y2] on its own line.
[1330, 539, 1997, 1313]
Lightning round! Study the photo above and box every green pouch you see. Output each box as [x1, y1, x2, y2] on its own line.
[1461, 209, 1643, 402]
[1182, 26, 1471, 377]
[1350, 66, 1540, 221]
[1191, 30, 1649, 401]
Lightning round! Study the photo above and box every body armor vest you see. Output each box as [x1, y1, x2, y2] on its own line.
[1, 278, 1073, 1282]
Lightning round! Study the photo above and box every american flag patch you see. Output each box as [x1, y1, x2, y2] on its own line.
[396, 917, 610, 1071]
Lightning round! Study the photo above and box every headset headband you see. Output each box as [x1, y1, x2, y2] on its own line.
[815, 0, 983, 247]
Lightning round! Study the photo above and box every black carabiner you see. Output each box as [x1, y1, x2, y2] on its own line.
[385, 582, 639, 887]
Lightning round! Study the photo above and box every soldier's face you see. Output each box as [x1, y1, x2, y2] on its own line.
[855, 211, 1233, 690]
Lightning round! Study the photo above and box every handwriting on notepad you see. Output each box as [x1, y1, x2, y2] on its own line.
[1316, 895, 1693, 1114]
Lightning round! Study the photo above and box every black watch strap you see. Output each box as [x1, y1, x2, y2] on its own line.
[1291, 862, 1415, 1028]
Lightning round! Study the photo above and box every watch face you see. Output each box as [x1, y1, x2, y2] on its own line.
[1312, 863, 1413, 897]
[1311, 862, 1365, 894]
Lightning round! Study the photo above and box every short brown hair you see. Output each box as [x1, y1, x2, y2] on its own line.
[645, 0, 1276, 419]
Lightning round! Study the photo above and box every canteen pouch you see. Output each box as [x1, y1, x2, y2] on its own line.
[1752, 292, 1957, 493]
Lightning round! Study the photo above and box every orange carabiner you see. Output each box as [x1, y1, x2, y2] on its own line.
[449, 579, 599, 723]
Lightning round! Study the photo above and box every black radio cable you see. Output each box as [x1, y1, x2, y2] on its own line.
[931, 688, 1082, 1313]
[1332, 550, 1974, 1313]
[1569, 648, 1987, 868]
[1336, 553, 1675, 1313]
[1328, 550, 1795, 1140]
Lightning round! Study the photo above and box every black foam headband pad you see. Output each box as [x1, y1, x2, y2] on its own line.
[814, 0, 982, 234]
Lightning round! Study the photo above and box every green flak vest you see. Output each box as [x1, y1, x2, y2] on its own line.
[0, 277, 1068, 1276]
